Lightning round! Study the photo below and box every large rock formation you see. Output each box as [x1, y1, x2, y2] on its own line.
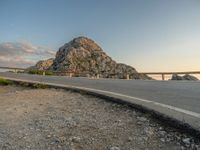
[171, 74, 198, 81]
[29, 37, 151, 79]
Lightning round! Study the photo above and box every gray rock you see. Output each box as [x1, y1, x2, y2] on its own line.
[71, 136, 81, 143]
[171, 74, 198, 81]
[183, 74, 199, 81]
[110, 146, 120, 150]
[128, 137, 133, 142]
[28, 58, 54, 71]
[171, 74, 183, 80]
[137, 116, 148, 122]
[28, 36, 151, 80]
[160, 138, 165, 142]
[182, 138, 191, 145]
[158, 131, 166, 136]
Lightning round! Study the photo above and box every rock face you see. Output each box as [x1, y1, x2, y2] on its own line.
[171, 74, 198, 81]
[30, 36, 151, 79]
[28, 58, 54, 71]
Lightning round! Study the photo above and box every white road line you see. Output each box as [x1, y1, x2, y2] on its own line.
[76, 86, 200, 118]
[1, 76, 200, 119]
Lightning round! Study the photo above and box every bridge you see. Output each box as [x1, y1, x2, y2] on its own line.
[0, 66, 200, 80]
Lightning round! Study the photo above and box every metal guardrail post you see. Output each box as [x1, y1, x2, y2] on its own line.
[126, 74, 130, 80]
[97, 74, 100, 79]
[162, 74, 165, 80]
[69, 73, 72, 78]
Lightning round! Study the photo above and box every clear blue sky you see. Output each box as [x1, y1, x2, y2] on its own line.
[0, 0, 200, 71]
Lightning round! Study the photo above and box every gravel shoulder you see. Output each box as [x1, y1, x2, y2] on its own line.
[0, 85, 199, 150]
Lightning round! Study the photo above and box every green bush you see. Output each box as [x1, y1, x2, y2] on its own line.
[45, 71, 54, 76]
[0, 78, 12, 85]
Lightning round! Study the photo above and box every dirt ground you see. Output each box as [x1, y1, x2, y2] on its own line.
[0, 85, 199, 150]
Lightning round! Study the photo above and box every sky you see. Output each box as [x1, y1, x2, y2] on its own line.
[0, 0, 200, 72]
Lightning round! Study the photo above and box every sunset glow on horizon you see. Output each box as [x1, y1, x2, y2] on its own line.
[0, 0, 199, 73]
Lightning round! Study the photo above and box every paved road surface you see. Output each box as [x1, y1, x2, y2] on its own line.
[0, 72, 200, 132]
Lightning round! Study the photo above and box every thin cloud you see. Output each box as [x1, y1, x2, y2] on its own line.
[0, 41, 56, 68]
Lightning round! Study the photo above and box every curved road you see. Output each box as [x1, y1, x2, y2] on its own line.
[0, 72, 200, 131]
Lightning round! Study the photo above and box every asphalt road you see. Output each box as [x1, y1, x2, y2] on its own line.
[0, 72, 200, 131]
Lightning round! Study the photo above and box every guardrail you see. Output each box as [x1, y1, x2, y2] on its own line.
[0, 66, 26, 70]
[1, 66, 199, 80]
[139, 71, 200, 80]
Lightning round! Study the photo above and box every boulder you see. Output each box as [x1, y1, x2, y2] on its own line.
[171, 74, 183, 80]
[183, 74, 199, 81]
[28, 58, 54, 71]
[171, 74, 198, 81]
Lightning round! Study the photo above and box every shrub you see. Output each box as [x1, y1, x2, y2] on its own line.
[45, 71, 54, 76]
[0, 78, 12, 85]
[32, 83, 49, 89]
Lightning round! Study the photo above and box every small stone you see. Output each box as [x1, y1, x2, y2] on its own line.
[128, 137, 133, 142]
[182, 138, 191, 145]
[166, 137, 171, 142]
[158, 131, 166, 136]
[143, 137, 148, 141]
[137, 116, 147, 122]
[110, 146, 120, 150]
[47, 135, 51, 138]
[118, 119, 121, 123]
[180, 146, 185, 150]
[144, 127, 154, 135]
[159, 127, 163, 130]
[149, 123, 156, 127]
[160, 138, 165, 142]
[71, 136, 81, 143]
[137, 122, 142, 125]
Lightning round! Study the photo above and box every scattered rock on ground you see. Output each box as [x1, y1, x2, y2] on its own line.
[0, 85, 199, 149]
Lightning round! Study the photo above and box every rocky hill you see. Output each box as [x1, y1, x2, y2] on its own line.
[29, 37, 151, 79]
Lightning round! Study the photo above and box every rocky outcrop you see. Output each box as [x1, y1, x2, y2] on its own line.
[28, 58, 54, 71]
[29, 36, 151, 79]
[171, 74, 198, 81]
[51, 37, 150, 79]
